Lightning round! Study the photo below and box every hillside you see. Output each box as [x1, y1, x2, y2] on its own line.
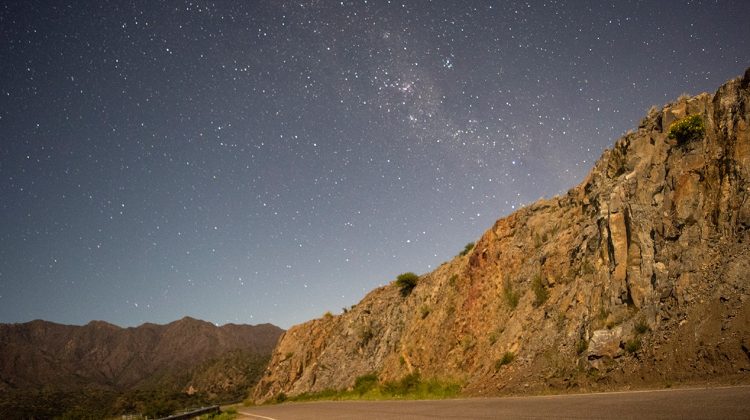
[0, 317, 283, 418]
[253, 68, 750, 403]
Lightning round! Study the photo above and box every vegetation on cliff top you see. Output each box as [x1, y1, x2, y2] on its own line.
[395, 272, 419, 297]
[459, 242, 475, 256]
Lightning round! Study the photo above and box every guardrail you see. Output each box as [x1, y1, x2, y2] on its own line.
[157, 405, 220, 420]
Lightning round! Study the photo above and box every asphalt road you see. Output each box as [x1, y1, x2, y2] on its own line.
[237, 386, 750, 419]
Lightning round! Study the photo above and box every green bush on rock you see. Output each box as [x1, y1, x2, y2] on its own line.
[667, 114, 704, 144]
[395, 272, 419, 297]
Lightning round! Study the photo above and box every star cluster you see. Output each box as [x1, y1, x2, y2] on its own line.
[1, 1, 748, 328]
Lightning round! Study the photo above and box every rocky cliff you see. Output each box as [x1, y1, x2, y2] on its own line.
[253, 68, 750, 403]
[0, 317, 282, 417]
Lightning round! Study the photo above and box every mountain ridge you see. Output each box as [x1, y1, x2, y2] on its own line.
[252, 67, 750, 403]
[0, 317, 283, 417]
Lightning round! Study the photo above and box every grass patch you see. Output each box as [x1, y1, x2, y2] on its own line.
[494, 352, 515, 370]
[634, 319, 650, 335]
[626, 318, 649, 351]
[279, 373, 461, 403]
[199, 407, 238, 420]
[625, 338, 641, 354]
[198, 410, 237, 420]
[354, 373, 379, 395]
[503, 282, 520, 310]
[381, 374, 461, 399]
[531, 274, 549, 307]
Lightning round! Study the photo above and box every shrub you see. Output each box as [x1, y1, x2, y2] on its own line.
[634, 319, 650, 335]
[272, 373, 461, 403]
[495, 352, 515, 369]
[395, 272, 419, 297]
[353, 373, 379, 395]
[460, 336, 476, 352]
[382, 373, 421, 396]
[274, 392, 287, 403]
[459, 242, 475, 256]
[531, 274, 549, 307]
[503, 283, 520, 310]
[625, 338, 641, 354]
[667, 115, 704, 144]
[378, 373, 460, 399]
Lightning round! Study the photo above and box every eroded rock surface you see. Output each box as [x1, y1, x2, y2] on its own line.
[253, 69, 750, 403]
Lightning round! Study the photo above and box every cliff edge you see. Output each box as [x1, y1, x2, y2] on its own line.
[253, 68, 750, 403]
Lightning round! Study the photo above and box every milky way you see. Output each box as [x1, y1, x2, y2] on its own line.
[1, 1, 748, 328]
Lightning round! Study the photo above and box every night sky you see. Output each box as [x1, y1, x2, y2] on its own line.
[1, 1, 748, 329]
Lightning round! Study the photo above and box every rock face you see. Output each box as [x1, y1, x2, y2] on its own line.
[253, 68, 750, 403]
[0, 317, 283, 417]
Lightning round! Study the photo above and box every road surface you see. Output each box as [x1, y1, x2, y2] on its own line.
[238, 386, 750, 419]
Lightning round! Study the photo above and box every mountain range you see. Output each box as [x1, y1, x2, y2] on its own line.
[0, 317, 282, 418]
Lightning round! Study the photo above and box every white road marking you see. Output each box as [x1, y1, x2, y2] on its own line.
[238, 410, 279, 420]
